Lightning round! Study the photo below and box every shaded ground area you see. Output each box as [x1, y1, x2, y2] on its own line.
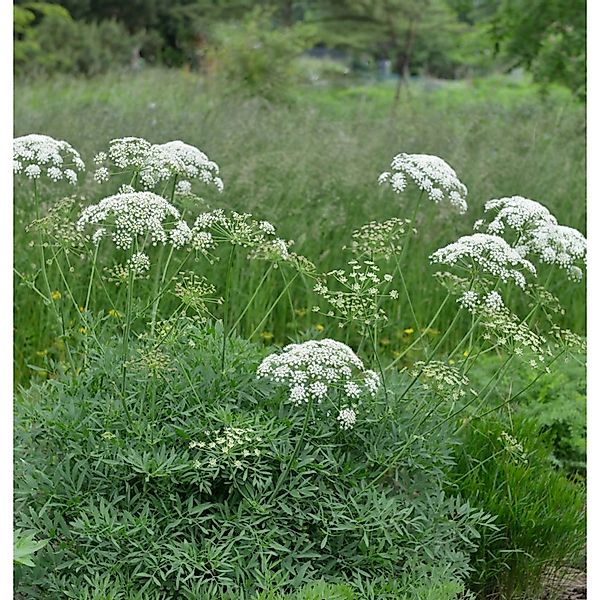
[543, 567, 586, 599]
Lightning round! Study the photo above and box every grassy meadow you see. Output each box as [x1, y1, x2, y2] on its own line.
[14, 69, 585, 384]
[13, 69, 587, 598]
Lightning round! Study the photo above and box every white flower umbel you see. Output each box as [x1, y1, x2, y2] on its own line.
[524, 223, 586, 282]
[337, 407, 357, 430]
[93, 138, 223, 193]
[192, 210, 283, 251]
[430, 233, 536, 288]
[14, 134, 85, 184]
[410, 361, 472, 401]
[76, 191, 191, 250]
[140, 140, 223, 192]
[378, 153, 468, 213]
[313, 260, 398, 329]
[476, 196, 558, 236]
[347, 218, 415, 260]
[98, 136, 151, 171]
[257, 339, 380, 408]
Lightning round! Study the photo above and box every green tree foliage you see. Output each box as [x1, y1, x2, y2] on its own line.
[490, 0, 585, 98]
[14, 1, 71, 65]
[206, 8, 316, 102]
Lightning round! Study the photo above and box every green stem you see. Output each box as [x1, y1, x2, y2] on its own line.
[221, 246, 236, 371]
[248, 273, 299, 340]
[385, 293, 451, 371]
[119, 255, 135, 428]
[228, 264, 274, 336]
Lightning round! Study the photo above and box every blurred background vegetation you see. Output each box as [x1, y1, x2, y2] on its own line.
[14, 0, 585, 99]
[13, 0, 586, 383]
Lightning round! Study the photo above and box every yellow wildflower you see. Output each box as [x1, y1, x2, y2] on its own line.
[463, 350, 470, 358]
[314, 324, 325, 332]
[108, 309, 121, 318]
[50, 290, 61, 301]
[403, 327, 414, 335]
[78, 327, 86, 334]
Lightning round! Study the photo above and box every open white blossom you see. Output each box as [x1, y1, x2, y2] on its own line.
[14, 134, 85, 184]
[76, 191, 191, 250]
[457, 290, 479, 310]
[378, 153, 468, 213]
[430, 233, 536, 288]
[523, 223, 586, 281]
[347, 217, 415, 259]
[140, 140, 223, 192]
[127, 252, 151, 276]
[192, 210, 286, 257]
[476, 196, 557, 235]
[458, 290, 504, 312]
[410, 361, 472, 401]
[337, 407, 357, 430]
[257, 339, 380, 407]
[98, 136, 151, 170]
[313, 260, 398, 329]
[93, 137, 223, 193]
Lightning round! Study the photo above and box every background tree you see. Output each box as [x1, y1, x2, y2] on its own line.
[489, 0, 585, 98]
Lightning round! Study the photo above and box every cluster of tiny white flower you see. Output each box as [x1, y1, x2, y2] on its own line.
[247, 237, 291, 264]
[347, 218, 415, 260]
[257, 339, 380, 409]
[313, 260, 397, 329]
[479, 305, 550, 365]
[524, 223, 586, 281]
[173, 271, 222, 315]
[175, 180, 193, 195]
[95, 136, 150, 170]
[139, 140, 223, 192]
[410, 360, 473, 401]
[378, 153, 468, 213]
[93, 137, 223, 193]
[76, 191, 190, 250]
[475, 196, 557, 236]
[189, 426, 263, 471]
[127, 251, 151, 276]
[192, 209, 283, 252]
[337, 407, 357, 430]
[473, 196, 586, 282]
[14, 134, 85, 184]
[457, 290, 504, 312]
[430, 233, 536, 288]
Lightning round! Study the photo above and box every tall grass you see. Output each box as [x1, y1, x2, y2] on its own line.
[13, 69, 585, 384]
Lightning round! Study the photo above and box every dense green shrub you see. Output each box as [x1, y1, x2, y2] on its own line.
[450, 416, 585, 598]
[15, 14, 141, 78]
[14, 322, 493, 598]
[205, 10, 315, 103]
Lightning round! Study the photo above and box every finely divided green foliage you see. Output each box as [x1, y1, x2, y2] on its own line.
[13, 70, 585, 384]
[14, 323, 493, 598]
[13, 72, 586, 598]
